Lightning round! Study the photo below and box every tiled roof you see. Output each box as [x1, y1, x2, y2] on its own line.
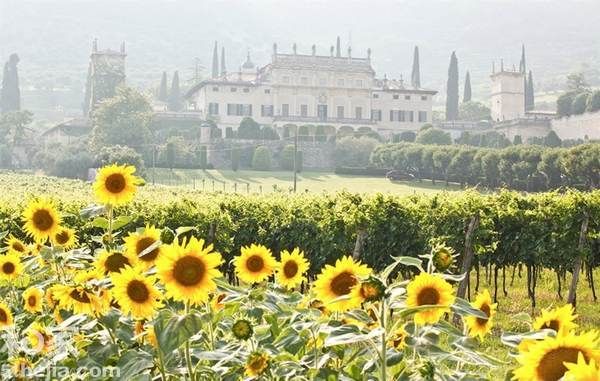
[271, 53, 374, 73]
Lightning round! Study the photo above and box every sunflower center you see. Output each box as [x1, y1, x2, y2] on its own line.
[55, 230, 70, 245]
[541, 319, 560, 332]
[12, 242, 25, 252]
[416, 287, 440, 306]
[136, 237, 159, 261]
[246, 255, 265, 273]
[330, 271, 357, 296]
[2, 262, 15, 275]
[361, 283, 379, 299]
[0, 308, 7, 323]
[105, 173, 126, 194]
[105, 252, 130, 273]
[476, 303, 491, 326]
[537, 347, 585, 381]
[173, 255, 206, 286]
[32, 209, 54, 231]
[283, 260, 299, 278]
[248, 355, 267, 372]
[69, 289, 91, 304]
[28, 296, 37, 307]
[127, 280, 150, 303]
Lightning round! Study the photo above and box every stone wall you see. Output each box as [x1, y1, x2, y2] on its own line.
[206, 139, 335, 170]
[551, 111, 600, 140]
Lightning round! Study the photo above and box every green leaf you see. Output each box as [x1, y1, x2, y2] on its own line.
[91, 217, 109, 230]
[154, 309, 204, 355]
[324, 324, 384, 347]
[115, 350, 154, 380]
[112, 215, 133, 231]
[451, 297, 488, 319]
[80, 204, 106, 219]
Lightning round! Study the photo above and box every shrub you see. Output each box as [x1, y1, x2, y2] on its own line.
[399, 131, 416, 142]
[237, 117, 261, 139]
[279, 145, 302, 172]
[198, 146, 208, 169]
[94, 145, 146, 177]
[572, 92, 590, 115]
[252, 146, 272, 171]
[415, 128, 452, 145]
[334, 136, 380, 167]
[231, 147, 240, 171]
[587, 90, 600, 113]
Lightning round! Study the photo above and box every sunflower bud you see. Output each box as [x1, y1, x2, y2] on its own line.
[358, 276, 386, 302]
[160, 228, 175, 245]
[232, 319, 253, 340]
[432, 245, 455, 272]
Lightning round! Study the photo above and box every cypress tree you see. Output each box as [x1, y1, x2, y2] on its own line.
[519, 44, 526, 74]
[463, 70, 472, 103]
[158, 71, 168, 102]
[526, 71, 535, 111]
[411, 46, 421, 88]
[168, 71, 183, 112]
[221, 47, 227, 76]
[336, 36, 341, 57]
[0, 54, 21, 113]
[445, 52, 459, 121]
[211, 41, 219, 78]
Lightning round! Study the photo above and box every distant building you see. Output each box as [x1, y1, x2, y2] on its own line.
[490, 63, 525, 122]
[41, 118, 91, 146]
[185, 39, 437, 138]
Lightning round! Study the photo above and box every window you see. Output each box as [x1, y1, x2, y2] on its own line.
[264, 89, 271, 94]
[227, 104, 235, 116]
[418, 111, 427, 122]
[399, 110, 406, 122]
[356, 80, 363, 88]
[393, 94, 399, 100]
[421, 95, 427, 101]
[282, 76, 290, 84]
[337, 106, 344, 119]
[301, 77, 308, 85]
[300, 104, 308, 117]
[261, 105, 274, 117]
[230, 87, 237, 92]
[242, 104, 252, 116]
[281, 104, 290, 117]
[371, 109, 382, 121]
[405, 95, 411, 100]
[208, 103, 219, 115]
[355, 107, 362, 120]
[243, 88, 250, 93]
[408, 111, 414, 122]
[373, 93, 379, 99]
[319, 78, 327, 86]
[212, 86, 219, 92]
[337, 79, 345, 87]
[389, 110, 406, 122]
[227, 104, 252, 116]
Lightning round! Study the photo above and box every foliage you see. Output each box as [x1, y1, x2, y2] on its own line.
[463, 70, 471, 102]
[572, 92, 590, 115]
[0, 110, 32, 145]
[445, 51, 459, 121]
[279, 144, 302, 171]
[167, 71, 183, 112]
[252, 146, 272, 171]
[587, 90, 600, 113]
[334, 136, 379, 167]
[557, 92, 576, 117]
[544, 131, 562, 148]
[231, 146, 240, 171]
[94, 145, 146, 177]
[158, 71, 168, 102]
[0, 53, 21, 113]
[415, 128, 452, 146]
[459, 101, 491, 121]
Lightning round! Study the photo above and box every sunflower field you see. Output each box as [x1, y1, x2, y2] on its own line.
[0, 167, 599, 380]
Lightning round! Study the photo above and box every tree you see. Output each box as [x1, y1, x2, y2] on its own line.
[433, 148, 454, 185]
[415, 128, 452, 146]
[463, 71, 472, 102]
[586, 90, 600, 113]
[280, 144, 302, 172]
[399, 131, 416, 142]
[448, 148, 475, 186]
[94, 145, 146, 177]
[211, 41, 219, 78]
[566, 73, 588, 92]
[538, 149, 563, 189]
[198, 146, 208, 169]
[481, 151, 500, 187]
[252, 146, 271, 171]
[572, 92, 590, 115]
[158, 71, 168, 102]
[445, 51, 459, 121]
[334, 136, 379, 167]
[0, 54, 21, 113]
[90, 87, 152, 152]
[231, 146, 240, 171]
[526, 71, 535, 111]
[544, 131, 562, 148]
[411, 46, 420, 88]
[557, 92, 575, 117]
[165, 138, 177, 170]
[0, 110, 33, 145]
[459, 101, 491, 121]
[513, 135, 523, 145]
[168, 71, 183, 111]
[237, 117, 261, 139]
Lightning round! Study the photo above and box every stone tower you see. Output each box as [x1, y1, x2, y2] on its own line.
[83, 39, 127, 117]
[490, 61, 525, 122]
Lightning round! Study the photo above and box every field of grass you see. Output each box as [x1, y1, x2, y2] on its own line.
[149, 168, 464, 194]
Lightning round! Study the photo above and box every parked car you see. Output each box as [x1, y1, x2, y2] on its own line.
[386, 170, 415, 181]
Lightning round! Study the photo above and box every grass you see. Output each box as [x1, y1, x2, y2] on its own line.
[469, 266, 600, 378]
[149, 168, 464, 195]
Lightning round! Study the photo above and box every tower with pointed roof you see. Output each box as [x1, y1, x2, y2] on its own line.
[83, 39, 126, 116]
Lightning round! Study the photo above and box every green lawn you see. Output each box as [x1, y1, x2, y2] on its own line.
[149, 168, 464, 194]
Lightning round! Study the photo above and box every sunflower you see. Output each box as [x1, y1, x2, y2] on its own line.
[406, 272, 455, 325]
[234, 244, 277, 284]
[157, 237, 222, 306]
[232, 319, 253, 340]
[388, 324, 409, 350]
[27, 322, 53, 354]
[53, 285, 101, 316]
[275, 248, 309, 289]
[0, 253, 24, 281]
[124, 226, 162, 268]
[352, 276, 386, 303]
[10, 356, 32, 379]
[210, 293, 227, 312]
[145, 325, 158, 348]
[564, 352, 600, 381]
[533, 305, 578, 336]
[95, 249, 138, 275]
[464, 289, 496, 339]
[6, 235, 27, 255]
[245, 351, 269, 378]
[22, 198, 61, 243]
[431, 244, 456, 272]
[513, 330, 600, 381]
[22, 287, 44, 314]
[93, 164, 140, 206]
[312, 256, 372, 312]
[51, 226, 77, 249]
[111, 266, 162, 320]
[0, 300, 14, 329]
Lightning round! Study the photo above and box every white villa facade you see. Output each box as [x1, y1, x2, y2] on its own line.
[185, 42, 437, 138]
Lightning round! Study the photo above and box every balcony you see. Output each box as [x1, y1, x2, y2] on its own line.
[273, 115, 375, 125]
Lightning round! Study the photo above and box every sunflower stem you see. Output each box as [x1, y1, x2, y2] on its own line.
[184, 302, 195, 381]
[157, 347, 168, 381]
[106, 204, 114, 248]
[380, 298, 387, 381]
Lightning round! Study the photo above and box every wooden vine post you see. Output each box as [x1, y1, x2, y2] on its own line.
[567, 211, 589, 307]
[457, 213, 481, 300]
[352, 228, 368, 260]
